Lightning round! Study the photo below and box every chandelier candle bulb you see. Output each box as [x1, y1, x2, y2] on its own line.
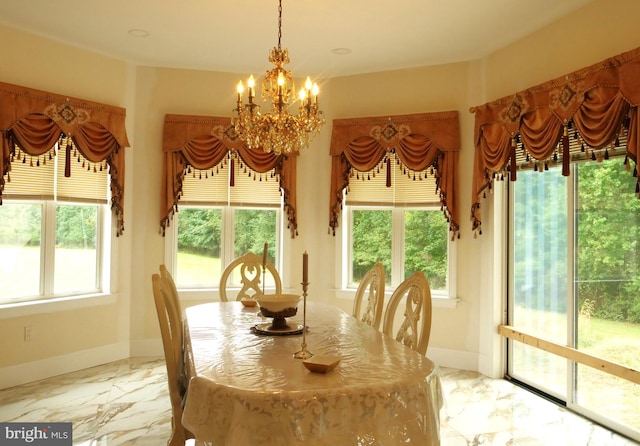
[236, 81, 243, 102]
[248, 76, 255, 98]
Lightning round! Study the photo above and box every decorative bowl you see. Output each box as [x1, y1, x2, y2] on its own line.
[256, 294, 300, 314]
[256, 294, 301, 330]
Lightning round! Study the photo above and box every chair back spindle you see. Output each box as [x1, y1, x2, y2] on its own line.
[352, 263, 385, 330]
[219, 252, 282, 302]
[382, 271, 432, 355]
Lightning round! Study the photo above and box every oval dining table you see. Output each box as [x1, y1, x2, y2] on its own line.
[181, 300, 443, 446]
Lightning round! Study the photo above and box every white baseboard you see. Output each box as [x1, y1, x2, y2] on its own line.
[477, 350, 504, 379]
[427, 346, 479, 372]
[0, 341, 483, 389]
[0, 342, 130, 389]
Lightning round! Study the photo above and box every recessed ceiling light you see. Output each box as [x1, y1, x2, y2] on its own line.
[128, 29, 150, 38]
[332, 48, 352, 55]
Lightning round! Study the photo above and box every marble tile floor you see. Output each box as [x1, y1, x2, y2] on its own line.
[0, 357, 638, 446]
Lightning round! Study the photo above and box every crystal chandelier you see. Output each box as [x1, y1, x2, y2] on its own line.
[232, 0, 325, 155]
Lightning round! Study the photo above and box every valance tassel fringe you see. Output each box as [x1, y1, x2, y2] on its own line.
[65, 137, 72, 178]
[562, 126, 570, 176]
[510, 137, 517, 181]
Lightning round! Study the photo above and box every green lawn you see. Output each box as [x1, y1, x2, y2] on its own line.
[581, 317, 640, 367]
[0, 248, 272, 297]
[512, 306, 640, 431]
[577, 316, 640, 429]
[174, 251, 277, 288]
[175, 251, 221, 286]
[0, 246, 97, 299]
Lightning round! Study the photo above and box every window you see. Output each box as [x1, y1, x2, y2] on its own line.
[0, 143, 108, 304]
[508, 158, 640, 437]
[168, 157, 282, 289]
[349, 207, 448, 292]
[173, 206, 279, 288]
[344, 158, 452, 296]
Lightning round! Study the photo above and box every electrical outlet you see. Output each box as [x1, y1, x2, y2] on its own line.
[24, 325, 33, 342]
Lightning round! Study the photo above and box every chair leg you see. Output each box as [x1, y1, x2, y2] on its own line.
[168, 417, 189, 446]
[168, 431, 186, 446]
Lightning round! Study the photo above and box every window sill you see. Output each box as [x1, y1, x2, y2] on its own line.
[178, 288, 218, 301]
[177, 289, 461, 309]
[177, 288, 281, 302]
[334, 289, 460, 309]
[0, 293, 118, 319]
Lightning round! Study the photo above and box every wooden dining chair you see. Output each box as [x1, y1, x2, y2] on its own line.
[152, 268, 194, 446]
[352, 263, 385, 330]
[219, 252, 282, 302]
[382, 271, 432, 355]
[160, 264, 182, 319]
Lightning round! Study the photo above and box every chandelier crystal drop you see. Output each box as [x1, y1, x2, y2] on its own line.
[232, 0, 325, 155]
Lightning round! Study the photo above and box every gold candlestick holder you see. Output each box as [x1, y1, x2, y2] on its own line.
[293, 281, 313, 359]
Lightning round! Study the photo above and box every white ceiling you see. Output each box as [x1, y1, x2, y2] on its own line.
[0, 0, 596, 78]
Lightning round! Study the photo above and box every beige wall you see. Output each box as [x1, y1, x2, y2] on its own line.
[128, 66, 249, 345]
[325, 62, 480, 361]
[483, 0, 640, 100]
[0, 26, 135, 384]
[2, 0, 640, 386]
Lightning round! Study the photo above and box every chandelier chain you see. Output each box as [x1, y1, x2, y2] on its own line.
[232, 0, 325, 155]
[277, 0, 282, 51]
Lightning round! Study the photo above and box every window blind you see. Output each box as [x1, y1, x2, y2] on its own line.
[4, 149, 55, 200]
[181, 157, 282, 207]
[346, 158, 440, 207]
[4, 141, 109, 203]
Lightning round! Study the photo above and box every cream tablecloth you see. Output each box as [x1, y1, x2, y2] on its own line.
[182, 301, 443, 446]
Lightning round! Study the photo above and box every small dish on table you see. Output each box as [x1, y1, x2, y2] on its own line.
[302, 355, 341, 374]
[240, 297, 257, 307]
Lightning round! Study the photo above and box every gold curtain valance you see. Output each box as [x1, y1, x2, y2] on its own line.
[470, 46, 640, 235]
[0, 81, 130, 235]
[161, 114, 299, 238]
[328, 111, 461, 237]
